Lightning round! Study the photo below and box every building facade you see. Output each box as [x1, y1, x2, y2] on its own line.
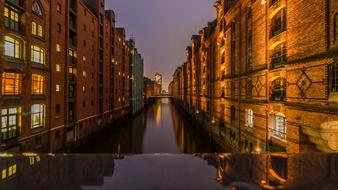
[0, 0, 144, 152]
[171, 0, 338, 153]
[129, 39, 144, 115]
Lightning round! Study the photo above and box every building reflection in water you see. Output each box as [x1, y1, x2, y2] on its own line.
[74, 98, 215, 153]
[0, 154, 337, 189]
[0, 154, 117, 190]
[201, 153, 338, 190]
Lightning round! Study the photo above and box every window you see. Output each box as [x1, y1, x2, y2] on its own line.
[31, 104, 45, 128]
[56, 23, 61, 33]
[32, 22, 43, 37]
[245, 109, 253, 128]
[32, 2, 43, 16]
[56, 104, 61, 115]
[83, 56, 86, 61]
[82, 86, 86, 93]
[32, 74, 45, 95]
[329, 62, 338, 93]
[272, 112, 286, 141]
[56, 44, 61, 52]
[271, 42, 286, 68]
[31, 46, 45, 64]
[231, 21, 236, 74]
[271, 78, 286, 101]
[335, 14, 338, 45]
[56, 84, 60, 92]
[2, 73, 21, 95]
[57, 3, 61, 13]
[84, 24, 86, 31]
[1, 107, 21, 141]
[56, 64, 61, 72]
[83, 71, 86, 77]
[4, 36, 22, 59]
[4, 7, 20, 32]
[271, 9, 286, 37]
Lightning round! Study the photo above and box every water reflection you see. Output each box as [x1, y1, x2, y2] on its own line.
[1, 154, 337, 189]
[74, 98, 215, 153]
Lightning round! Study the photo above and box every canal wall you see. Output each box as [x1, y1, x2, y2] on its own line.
[172, 99, 237, 152]
[63, 98, 157, 153]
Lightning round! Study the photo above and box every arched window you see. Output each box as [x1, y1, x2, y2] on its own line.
[32, 74, 45, 95]
[271, 8, 286, 37]
[4, 36, 22, 59]
[271, 42, 286, 68]
[329, 62, 338, 93]
[271, 77, 286, 101]
[32, 1, 43, 16]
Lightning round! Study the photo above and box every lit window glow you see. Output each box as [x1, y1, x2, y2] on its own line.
[31, 104, 45, 128]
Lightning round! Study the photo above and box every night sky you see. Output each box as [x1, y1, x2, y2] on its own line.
[105, 0, 216, 90]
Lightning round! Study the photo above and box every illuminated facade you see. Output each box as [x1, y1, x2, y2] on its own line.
[0, 0, 144, 152]
[171, 0, 338, 153]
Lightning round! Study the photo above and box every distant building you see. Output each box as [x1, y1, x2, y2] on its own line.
[154, 73, 162, 92]
[129, 39, 144, 114]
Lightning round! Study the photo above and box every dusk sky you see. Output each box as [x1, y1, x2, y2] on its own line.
[105, 0, 216, 90]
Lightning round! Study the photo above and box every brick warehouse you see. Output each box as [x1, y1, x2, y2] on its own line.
[170, 0, 338, 153]
[0, 0, 144, 152]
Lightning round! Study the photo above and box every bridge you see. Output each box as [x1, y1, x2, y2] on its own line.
[149, 94, 173, 98]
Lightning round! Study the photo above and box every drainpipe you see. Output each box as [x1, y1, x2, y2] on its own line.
[265, 0, 270, 152]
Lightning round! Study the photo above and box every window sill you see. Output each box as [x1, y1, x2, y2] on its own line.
[270, 135, 287, 146]
[31, 126, 46, 134]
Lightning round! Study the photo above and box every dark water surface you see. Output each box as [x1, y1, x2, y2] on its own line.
[74, 98, 216, 153]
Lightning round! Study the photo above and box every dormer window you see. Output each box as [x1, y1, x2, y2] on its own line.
[32, 2, 43, 17]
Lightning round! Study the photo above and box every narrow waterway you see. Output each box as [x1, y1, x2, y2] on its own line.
[74, 98, 216, 153]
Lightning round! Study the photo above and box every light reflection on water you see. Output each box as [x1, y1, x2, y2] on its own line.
[74, 98, 215, 153]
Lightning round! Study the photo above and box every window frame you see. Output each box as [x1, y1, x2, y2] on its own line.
[4, 6, 20, 32]
[32, 1, 43, 17]
[1, 107, 21, 141]
[2, 72, 22, 95]
[273, 113, 286, 141]
[31, 104, 45, 129]
[329, 62, 338, 94]
[245, 109, 254, 128]
[271, 42, 287, 68]
[31, 74, 45, 95]
[4, 36, 22, 59]
[31, 45, 45, 64]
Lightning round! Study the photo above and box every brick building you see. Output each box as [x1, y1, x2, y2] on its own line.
[171, 0, 338, 153]
[0, 0, 143, 152]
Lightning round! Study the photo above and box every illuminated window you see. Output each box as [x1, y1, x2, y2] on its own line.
[271, 42, 286, 68]
[2, 73, 21, 95]
[4, 36, 22, 59]
[56, 44, 61, 52]
[2, 169, 6, 179]
[32, 22, 43, 37]
[82, 71, 86, 77]
[245, 109, 253, 128]
[83, 56, 86, 61]
[32, 74, 45, 95]
[1, 107, 21, 141]
[271, 112, 286, 141]
[32, 1, 43, 16]
[82, 86, 86, 93]
[56, 64, 61, 72]
[56, 84, 60, 92]
[31, 104, 45, 128]
[329, 62, 338, 93]
[271, 8, 286, 37]
[31, 45, 45, 64]
[4, 6, 19, 32]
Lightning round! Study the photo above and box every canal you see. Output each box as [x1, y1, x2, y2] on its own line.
[74, 98, 217, 153]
